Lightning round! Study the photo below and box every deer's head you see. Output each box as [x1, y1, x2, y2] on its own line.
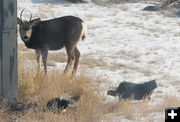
[17, 9, 41, 42]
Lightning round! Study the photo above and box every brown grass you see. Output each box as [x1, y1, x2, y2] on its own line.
[105, 100, 137, 120]
[0, 45, 105, 121]
[81, 55, 107, 68]
[1, 44, 180, 121]
[102, 95, 180, 121]
[16, 70, 104, 122]
[149, 95, 180, 113]
[48, 51, 67, 63]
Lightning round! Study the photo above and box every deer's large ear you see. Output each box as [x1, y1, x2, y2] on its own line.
[31, 18, 41, 26]
[17, 17, 22, 25]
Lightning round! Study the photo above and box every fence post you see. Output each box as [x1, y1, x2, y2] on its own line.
[0, 0, 18, 103]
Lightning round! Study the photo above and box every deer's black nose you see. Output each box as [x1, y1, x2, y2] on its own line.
[23, 36, 28, 40]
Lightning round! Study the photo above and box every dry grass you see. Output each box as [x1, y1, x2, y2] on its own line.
[81, 55, 107, 68]
[149, 95, 180, 113]
[0, 45, 105, 122]
[102, 95, 180, 121]
[16, 70, 104, 122]
[105, 100, 137, 120]
[48, 51, 67, 63]
[1, 44, 180, 121]
[101, 99, 154, 121]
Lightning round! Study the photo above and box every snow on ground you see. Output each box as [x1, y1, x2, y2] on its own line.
[18, 0, 180, 121]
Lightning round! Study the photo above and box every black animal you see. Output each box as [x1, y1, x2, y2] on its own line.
[10, 102, 38, 112]
[107, 80, 157, 100]
[45, 96, 79, 113]
[17, 9, 87, 74]
[46, 98, 69, 113]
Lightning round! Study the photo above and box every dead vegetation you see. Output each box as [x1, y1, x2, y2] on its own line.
[0, 45, 104, 121]
[1, 43, 180, 121]
[149, 95, 180, 113]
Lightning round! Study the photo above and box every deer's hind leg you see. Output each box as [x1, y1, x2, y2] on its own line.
[64, 46, 75, 74]
[72, 47, 80, 75]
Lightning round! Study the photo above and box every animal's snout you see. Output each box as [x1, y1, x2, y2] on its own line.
[107, 90, 116, 96]
[23, 36, 29, 40]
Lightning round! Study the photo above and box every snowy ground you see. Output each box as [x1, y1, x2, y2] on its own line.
[18, 0, 180, 121]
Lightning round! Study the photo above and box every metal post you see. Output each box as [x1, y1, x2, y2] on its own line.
[0, 0, 18, 103]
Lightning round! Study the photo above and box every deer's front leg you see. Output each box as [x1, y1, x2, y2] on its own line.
[41, 48, 48, 73]
[35, 49, 41, 72]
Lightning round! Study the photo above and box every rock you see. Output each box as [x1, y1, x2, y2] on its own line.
[143, 0, 180, 11]
[142, 6, 159, 11]
[66, 0, 88, 3]
[107, 80, 157, 100]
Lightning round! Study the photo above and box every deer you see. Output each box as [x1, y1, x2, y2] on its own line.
[17, 9, 87, 75]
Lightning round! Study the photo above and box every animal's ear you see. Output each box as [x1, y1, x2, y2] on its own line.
[17, 17, 22, 25]
[31, 18, 41, 26]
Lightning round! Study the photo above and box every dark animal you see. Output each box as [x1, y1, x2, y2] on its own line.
[7, 102, 38, 113]
[46, 96, 79, 113]
[17, 9, 87, 74]
[46, 98, 69, 113]
[107, 80, 157, 100]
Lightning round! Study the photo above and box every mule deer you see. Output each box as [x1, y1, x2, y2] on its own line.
[17, 9, 87, 75]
